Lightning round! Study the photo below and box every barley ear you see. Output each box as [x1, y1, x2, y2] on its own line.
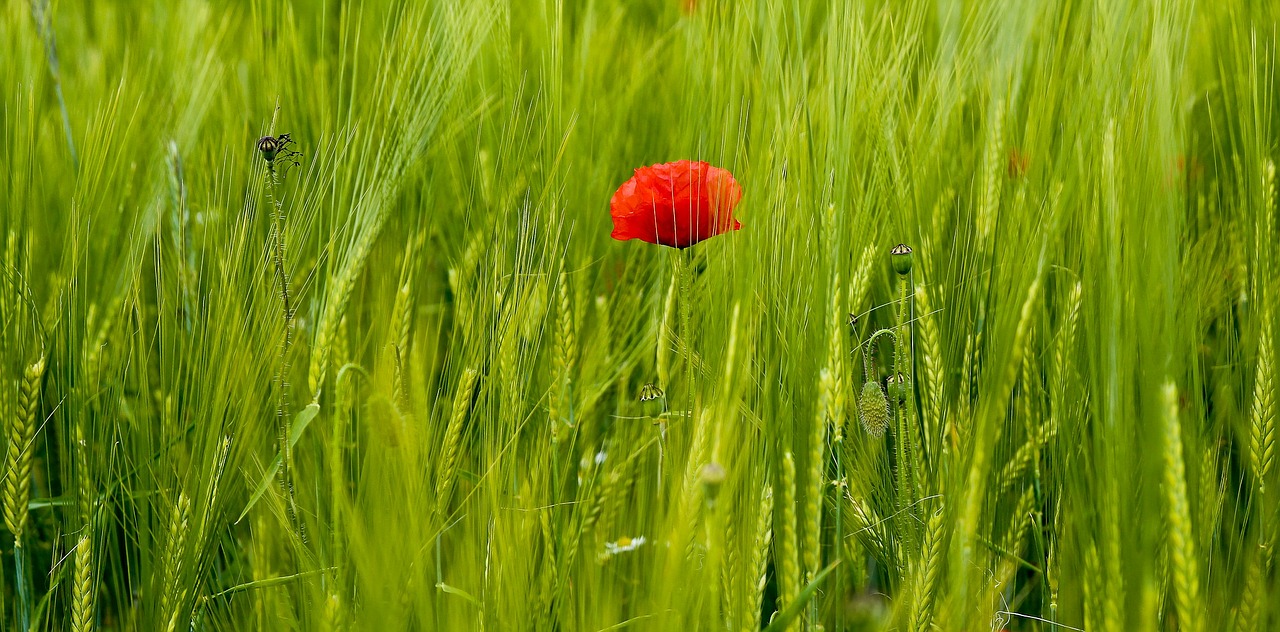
[746, 484, 773, 632]
[977, 99, 1006, 245]
[775, 452, 801, 630]
[1236, 548, 1265, 631]
[1249, 312, 1274, 494]
[161, 493, 191, 632]
[1241, 306, 1275, 630]
[804, 371, 830, 583]
[912, 506, 946, 632]
[825, 275, 847, 443]
[72, 533, 95, 632]
[550, 268, 575, 443]
[4, 354, 45, 540]
[436, 367, 479, 517]
[914, 279, 944, 440]
[1160, 382, 1202, 632]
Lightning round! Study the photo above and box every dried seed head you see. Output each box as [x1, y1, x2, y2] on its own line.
[891, 243, 913, 276]
[859, 381, 891, 436]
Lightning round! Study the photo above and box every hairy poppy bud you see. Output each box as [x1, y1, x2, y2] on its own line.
[859, 381, 891, 437]
[891, 244, 913, 276]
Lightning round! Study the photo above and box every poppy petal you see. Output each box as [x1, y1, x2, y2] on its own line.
[609, 160, 743, 248]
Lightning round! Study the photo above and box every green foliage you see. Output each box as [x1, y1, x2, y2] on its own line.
[1, 0, 1278, 630]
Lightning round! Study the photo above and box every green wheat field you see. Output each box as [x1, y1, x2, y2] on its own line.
[2, 0, 1279, 630]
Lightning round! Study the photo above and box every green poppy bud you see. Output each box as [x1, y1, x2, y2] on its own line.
[639, 383, 666, 420]
[891, 243, 913, 276]
[257, 136, 279, 161]
[859, 381, 891, 437]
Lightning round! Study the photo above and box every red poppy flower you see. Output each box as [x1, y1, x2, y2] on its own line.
[609, 160, 743, 249]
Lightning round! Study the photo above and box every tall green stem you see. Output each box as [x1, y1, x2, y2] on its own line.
[14, 540, 30, 631]
[267, 163, 301, 541]
[678, 249, 695, 426]
[895, 271, 919, 553]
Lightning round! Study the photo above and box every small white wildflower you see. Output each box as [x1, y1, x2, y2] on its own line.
[600, 536, 647, 560]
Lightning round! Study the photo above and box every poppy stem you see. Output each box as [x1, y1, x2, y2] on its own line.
[677, 248, 696, 427]
[266, 160, 302, 543]
[895, 267, 922, 554]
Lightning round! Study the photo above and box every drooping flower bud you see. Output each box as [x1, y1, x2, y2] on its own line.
[859, 381, 891, 437]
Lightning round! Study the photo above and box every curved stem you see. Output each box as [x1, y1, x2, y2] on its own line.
[863, 329, 898, 384]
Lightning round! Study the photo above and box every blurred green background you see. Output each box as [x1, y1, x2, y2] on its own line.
[1, 0, 1278, 630]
